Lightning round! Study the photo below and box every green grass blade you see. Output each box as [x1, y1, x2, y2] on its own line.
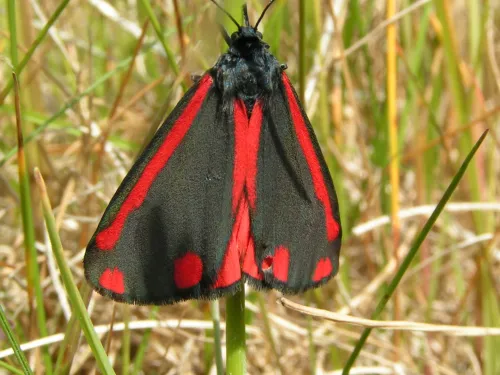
[0, 305, 33, 375]
[54, 284, 93, 375]
[256, 295, 284, 374]
[7, 0, 18, 67]
[131, 306, 158, 375]
[121, 305, 131, 375]
[138, 0, 180, 77]
[0, 360, 24, 375]
[34, 168, 116, 375]
[210, 300, 224, 375]
[342, 130, 489, 374]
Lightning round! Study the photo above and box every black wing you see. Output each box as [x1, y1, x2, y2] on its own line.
[84, 75, 244, 304]
[242, 73, 342, 293]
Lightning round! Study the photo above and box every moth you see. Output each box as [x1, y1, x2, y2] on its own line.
[84, 0, 342, 304]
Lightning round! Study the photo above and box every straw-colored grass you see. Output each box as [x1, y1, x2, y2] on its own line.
[0, 0, 499, 374]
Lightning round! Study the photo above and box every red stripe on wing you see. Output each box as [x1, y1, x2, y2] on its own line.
[241, 200, 262, 280]
[216, 99, 265, 288]
[246, 101, 263, 210]
[232, 100, 248, 213]
[282, 74, 340, 241]
[96, 75, 213, 250]
[212, 198, 250, 289]
[233, 99, 263, 212]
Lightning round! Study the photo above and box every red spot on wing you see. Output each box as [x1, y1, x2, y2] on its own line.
[96, 75, 213, 250]
[282, 74, 339, 241]
[312, 258, 333, 282]
[174, 252, 203, 289]
[99, 267, 125, 294]
[261, 256, 273, 271]
[272, 246, 290, 282]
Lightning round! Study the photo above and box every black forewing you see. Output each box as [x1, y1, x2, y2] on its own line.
[84, 76, 239, 304]
[246, 76, 342, 293]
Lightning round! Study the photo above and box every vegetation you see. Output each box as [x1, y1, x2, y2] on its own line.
[0, 0, 498, 374]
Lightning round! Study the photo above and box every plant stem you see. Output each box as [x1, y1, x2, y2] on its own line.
[386, 0, 401, 350]
[226, 284, 246, 375]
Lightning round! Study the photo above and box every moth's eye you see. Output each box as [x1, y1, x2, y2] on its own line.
[231, 32, 238, 40]
[256, 32, 263, 39]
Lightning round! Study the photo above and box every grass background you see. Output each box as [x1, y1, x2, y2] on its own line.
[0, 0, 499, 374]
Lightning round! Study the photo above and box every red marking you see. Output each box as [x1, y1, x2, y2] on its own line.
[239, 199, 263, 280]
[232, 100, 263, 212]
[232, 101, 248, 213]
[96, 76, 213, 250]
[99, 267, 125, 294]
[213, 103, 249, 288]
[242, 236, 262, 280]
[312, 258, 333, 282]
[282, 74, 340, 241]
[213, 198, 248, 288]
[246, 102, 263, 210]
[261, 256, 273, 271]
[174, 252, 203, 289]
[272, 246, 290, 282]
[214, 99, 265, 287]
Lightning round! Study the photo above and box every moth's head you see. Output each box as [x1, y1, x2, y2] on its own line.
[211, 1, 275, 47]
[229, 26, 267, 54]
[232, 27, 263, 42]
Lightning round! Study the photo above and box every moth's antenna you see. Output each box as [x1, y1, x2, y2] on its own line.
[243, 4, 250, 27]
[254, 0, 276, 30]
[210, 0, 241, 29]
[218, 24, 232, 46]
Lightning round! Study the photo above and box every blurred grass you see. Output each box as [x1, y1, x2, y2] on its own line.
[13, 72, 52, 373]
[0, 0, 499, 374]
[343, 129, 489, 374]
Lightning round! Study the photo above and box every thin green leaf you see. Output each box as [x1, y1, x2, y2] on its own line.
[138, 0, 181, 79]
[131, 307, 158, 375]
[0, 305, 33, 375]
[343, 130, 489, 373]
[34, 168, 116, 375]
[0, 359, 25, 375]
[211, 300, 224, 375]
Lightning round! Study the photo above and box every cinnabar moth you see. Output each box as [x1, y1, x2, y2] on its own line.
[84, 0, 342, 305]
